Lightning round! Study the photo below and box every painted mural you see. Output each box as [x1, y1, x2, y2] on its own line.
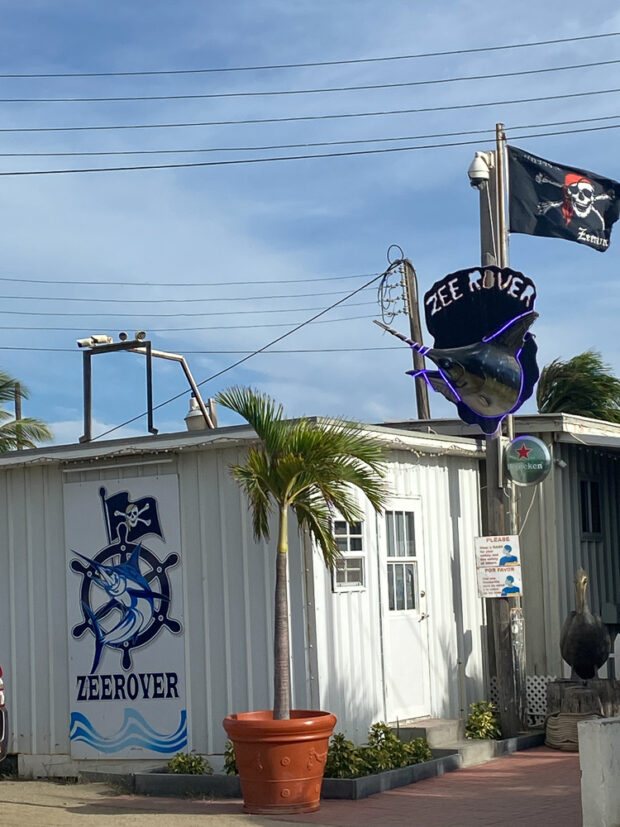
[64, 476, 187, 759]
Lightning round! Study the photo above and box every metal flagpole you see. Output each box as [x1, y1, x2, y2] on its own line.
[478, 123, 524, 737]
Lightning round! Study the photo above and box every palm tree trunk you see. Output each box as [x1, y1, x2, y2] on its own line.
[273, 504, 291, 719]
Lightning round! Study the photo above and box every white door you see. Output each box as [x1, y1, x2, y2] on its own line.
[380, 499, 431, 721]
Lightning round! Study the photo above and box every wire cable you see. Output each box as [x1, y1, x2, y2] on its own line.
[3, 58, 620, 102]
[0, 313, 375, 332]
[0, 286, 372, 303]
[2, 85, 620, 133]
[2, 114, 620, 158]
[4, 122, 620, 177]
[0, 344, 401, 353]
[0, 300, 375, 318]
[92, 261, 403, 440]
[3, 31, 618, 78]
[0, 272, 375, 287]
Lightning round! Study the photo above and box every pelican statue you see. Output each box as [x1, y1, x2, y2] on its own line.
[560, 568, 611, 680]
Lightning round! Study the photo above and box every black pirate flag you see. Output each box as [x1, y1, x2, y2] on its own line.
[508, 145, 620, 252]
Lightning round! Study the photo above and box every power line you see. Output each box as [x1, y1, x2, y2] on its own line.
[3, 122, 620, 177]
[0, 344, 400, 353]
[2, 85, 619, 133]
[0, 129, 499, 157]
[3, 31, 618, 78]
[0, 313, 375, 332]
[0, 272, 374, 287]
[3, 58, 620, 102]
[2, 114, 620, 159]
[93, 262, 401, 440]
[0, 285, 372, 303]
[0, 300, 375, 317]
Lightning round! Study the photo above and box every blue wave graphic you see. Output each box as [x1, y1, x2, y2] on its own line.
[70, 708, 187, 754]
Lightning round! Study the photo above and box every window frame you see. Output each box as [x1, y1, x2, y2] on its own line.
[331, 518, 367, 593]
[579, 478, 602, 538]
[385, 509, 419, 613]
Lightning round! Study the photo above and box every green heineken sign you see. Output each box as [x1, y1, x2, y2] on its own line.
[504, 435, 552, 486]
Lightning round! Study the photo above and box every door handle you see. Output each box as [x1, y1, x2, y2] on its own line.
[419, 612, 429, 621]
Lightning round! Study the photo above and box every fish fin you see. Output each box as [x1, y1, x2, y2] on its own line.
[126, 543, 143, 571]
[82, 601, 105, 673]
[484, 311, 538, 350]
[127, 587, 169, 602]
[406, 369, 460, 405]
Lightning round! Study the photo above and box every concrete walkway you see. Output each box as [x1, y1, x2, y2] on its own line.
[0, 747, 581, 827]
[273, 746, 582, 826]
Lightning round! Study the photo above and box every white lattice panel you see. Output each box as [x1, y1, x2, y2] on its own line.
[489, 675, 555, 727]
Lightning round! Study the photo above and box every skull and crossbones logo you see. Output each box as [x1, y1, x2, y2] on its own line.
[535, 171, 610, 229]
[115, 501, 151, 530]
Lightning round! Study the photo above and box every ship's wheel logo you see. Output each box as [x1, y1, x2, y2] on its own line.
[71, 521, 182, 673]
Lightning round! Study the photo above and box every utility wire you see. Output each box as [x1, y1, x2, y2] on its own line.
[2, 85, 620, 133]
[0, 272, 374, 287]
[93, 262, 402, 440]
[0, 300, 374, 317]
[0, 286, 372, 303]
[0, 344, 400, 353]
[0, 313, 375, 332]
[2, 31, 618, 77]
[3, 114, 620, 159]
[0, 128, 500, 157]
[3, 58, 620, 102]
[4, 122, 620, 177]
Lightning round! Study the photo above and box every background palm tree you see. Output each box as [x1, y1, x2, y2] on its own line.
[216, 386, 389, 720]
[536, 349, 620, 423]
[0, 370, 52, 452]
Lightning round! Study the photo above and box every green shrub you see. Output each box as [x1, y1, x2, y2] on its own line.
[465, 701, 502, 740]
[325, 723, 432, 779]
[324, 733, 365, 779]
[167, 751, 213, 775]
[223, 740, 238, 775]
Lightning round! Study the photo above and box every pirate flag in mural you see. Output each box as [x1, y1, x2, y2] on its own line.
[375, 266, 539, 435]
[99, 486, 163, 544]
[508, 145, 620, 252]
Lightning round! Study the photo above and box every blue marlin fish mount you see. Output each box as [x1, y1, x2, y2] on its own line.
[375, 266, 539, 435]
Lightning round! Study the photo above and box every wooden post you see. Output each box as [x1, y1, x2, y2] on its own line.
[14, 382, 23, 451]
[402, 259, 431, 421]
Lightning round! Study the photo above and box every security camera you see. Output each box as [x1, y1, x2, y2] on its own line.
[135, 330, 147, 341]
[554, 458, 568, 469]
[76, 334, 114, 348]
[118, 331, 128, 342]
[467, 151, 492, 189]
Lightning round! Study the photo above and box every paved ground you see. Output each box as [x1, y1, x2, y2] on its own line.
[0, 747, 581, 827]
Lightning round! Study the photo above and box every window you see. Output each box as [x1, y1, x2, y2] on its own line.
[385, 510, 418, 612]
[580, 479, 601, 535]
[332, 520, 365, 591]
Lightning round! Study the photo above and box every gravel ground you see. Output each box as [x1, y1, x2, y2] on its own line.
[0, 779, 297, 827]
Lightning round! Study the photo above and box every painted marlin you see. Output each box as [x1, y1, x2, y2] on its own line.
[73, 545, 169, 673]
[374, 312, 538, 418]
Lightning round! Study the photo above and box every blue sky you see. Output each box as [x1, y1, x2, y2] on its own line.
[2, 1, 620, 441]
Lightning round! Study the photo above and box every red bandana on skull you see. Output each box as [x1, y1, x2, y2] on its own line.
[562, 172, 594, 226]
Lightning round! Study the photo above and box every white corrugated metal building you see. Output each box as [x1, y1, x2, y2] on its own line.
[0, 422, 486, 776]
[403, 413, 620, 684]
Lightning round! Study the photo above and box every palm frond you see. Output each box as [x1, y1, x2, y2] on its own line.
[537, 349, 620, 422]
[0, 417, 53, 452]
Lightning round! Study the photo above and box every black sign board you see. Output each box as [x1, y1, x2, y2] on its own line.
[415, 266, 539, 434]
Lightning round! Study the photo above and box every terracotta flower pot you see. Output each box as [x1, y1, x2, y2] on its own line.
[223, 708, 337, 814]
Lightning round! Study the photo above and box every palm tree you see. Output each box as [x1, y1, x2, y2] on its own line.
[216, 386, 389, 720]
[0, 370, 52, 451]
[536, 350, 620, 423]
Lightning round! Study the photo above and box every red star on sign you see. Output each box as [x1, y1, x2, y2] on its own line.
[516, 443, 531, 459]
